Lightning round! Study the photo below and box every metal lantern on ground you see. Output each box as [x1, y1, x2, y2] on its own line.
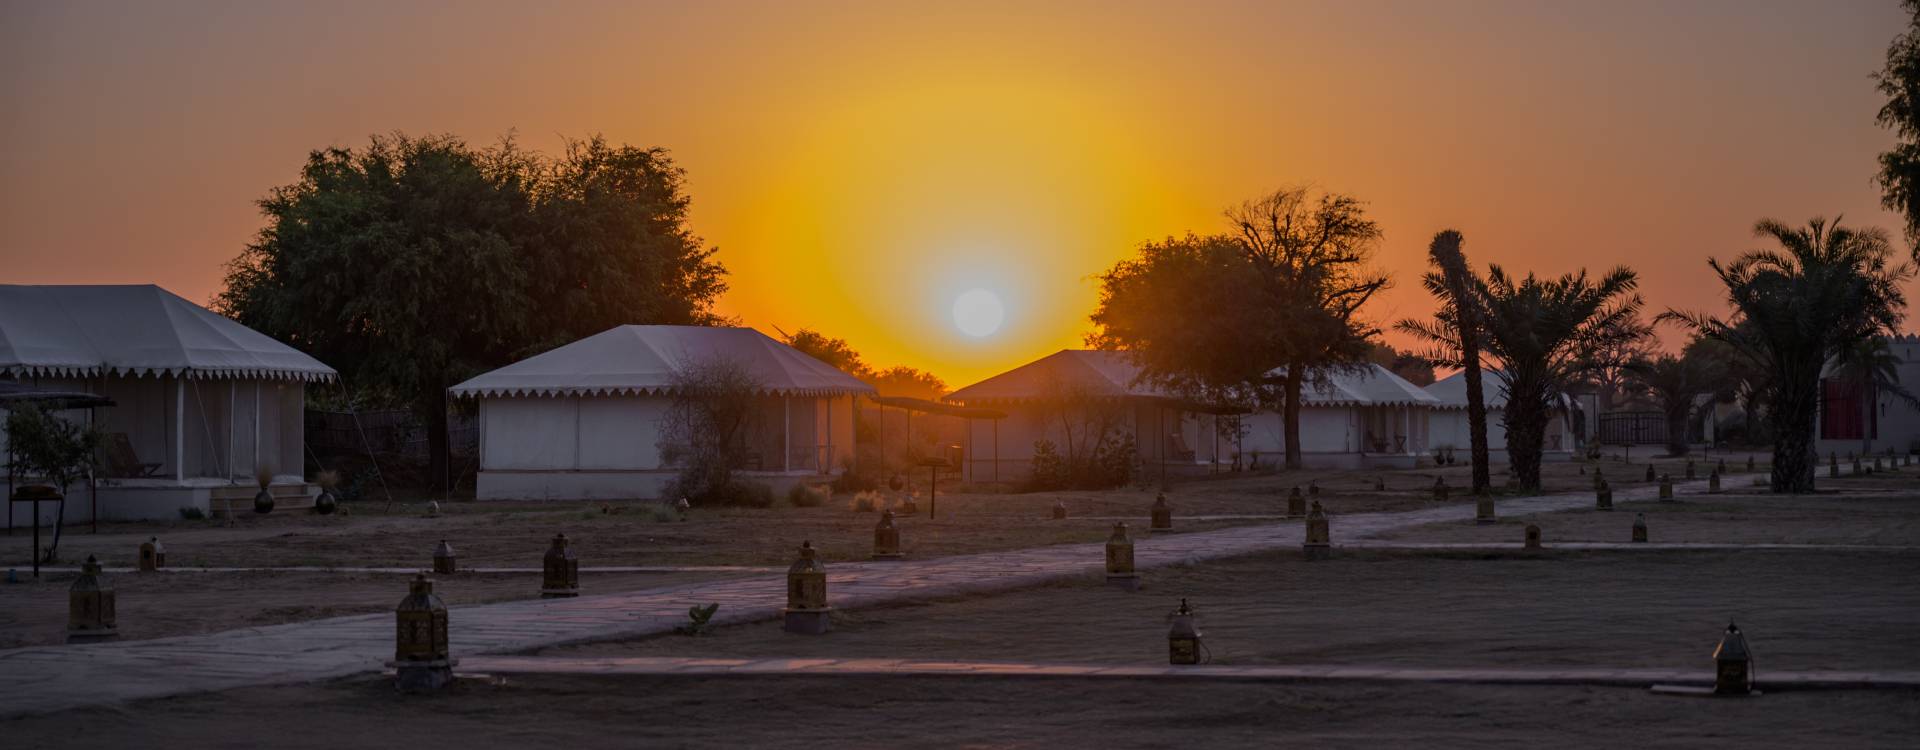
[783, 541, 831, 634]
[1524, 523, 1541, 550]
[1685, 460, 1696, 480]
[1167, 599, 1203, 665]
[1746, 455, 1755, 471]
[1475, 494, 1496, 525]
[1716, 458, 1726, 474]
[1303, 501, 1331, 561]
[391, 573, 455, 692]
[1308, 481, 1320, 499]
[872, 510, 904, 561]
[1852, 456, 1862, 475]
[1374, 476, 1385, 491]
[1644, 465, 1656, 483]
[1874, 456, 1884, 472]
[1658, 474, 1674, 501]
[1150, 493, 1172, 530]
[1592, 466, 1604, 490]
[67, 555, 118, 643]
[1596, 480, 1613, 511]
[1105, 522, 1140, 590]
[1432, 476, 1449, 503]
[1287, 487, 1306, 518]
[432, 540, 457, 575]
[1829, 453, 1840, 478]
[1708, 470, 1721, 494]
[1632, 513, 1648, 543]
[1052, 500, 1068, 520]
[1713, 622, 1755, 695]
[540, 533, 579, 598]
[138, 537, 165, 572]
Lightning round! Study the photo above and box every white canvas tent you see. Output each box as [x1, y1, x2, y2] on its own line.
[1238, 364, 1442, 468]
[1425, 370, 1578, 461]
[1, 284, 335, 523]
[451, 325, 875, 500]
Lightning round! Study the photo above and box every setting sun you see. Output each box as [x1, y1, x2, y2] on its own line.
[952, 288, 1006, 338]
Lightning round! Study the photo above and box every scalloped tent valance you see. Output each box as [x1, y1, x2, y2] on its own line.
[0, 284, 337, 383]
[448, 325, 876, 399]
[944, 350, 1436, 409]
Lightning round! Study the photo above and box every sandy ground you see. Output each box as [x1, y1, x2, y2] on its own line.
[0, 569, 734, 649]
[547, 550, 1920, 672]
[7, 673, 1916, 748]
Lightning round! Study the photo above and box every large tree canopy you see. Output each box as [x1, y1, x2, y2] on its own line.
[1091, 186, 1388, 470]
[218, 132, 727, 491]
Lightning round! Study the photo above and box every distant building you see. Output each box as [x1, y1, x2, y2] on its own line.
[451, 325, 873, 500]
[1815, 333, 1920, 457]
[1, 284, 335, 523]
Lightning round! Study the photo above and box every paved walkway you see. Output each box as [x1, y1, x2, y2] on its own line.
[456, 655, 1920, 691]
[22, 565, 781, 575]
[0, 473, 1755, 718]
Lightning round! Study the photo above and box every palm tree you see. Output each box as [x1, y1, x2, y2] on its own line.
[1830, 337, 1920, 456]
[1396, 230, 1492, 494]
[1624, 353, 1721, 457]
[1665, 217, 1912, 493]
[1476, 265, 1649, 491]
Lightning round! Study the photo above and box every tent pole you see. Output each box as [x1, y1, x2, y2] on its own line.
[228, 381, 235, 481]
[175, 376, 185, 481]
[252, 381, 261, 477]
[783, 395, 791, 473]
[826, 395, 834, 474]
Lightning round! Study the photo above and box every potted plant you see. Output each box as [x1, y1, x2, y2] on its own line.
[4, 402, 102, 561]
[253, 463, 276, 514]
[312, 469, 339, 515]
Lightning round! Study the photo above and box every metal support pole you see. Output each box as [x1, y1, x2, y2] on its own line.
[783, 395, 791, 473]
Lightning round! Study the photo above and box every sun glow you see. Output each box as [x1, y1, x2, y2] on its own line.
[952, 288, 1006, 338]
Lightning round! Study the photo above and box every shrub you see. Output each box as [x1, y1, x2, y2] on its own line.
[179, 506, 207, 521]
[1025, 439, 1068, 491]
[850, 491, 880, 512]
[787, 483, 829, 508]
[649, 503, 680, 523]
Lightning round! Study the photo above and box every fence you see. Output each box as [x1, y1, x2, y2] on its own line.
[306, 409, 476, 460]
[1596, 411, 1667, 445]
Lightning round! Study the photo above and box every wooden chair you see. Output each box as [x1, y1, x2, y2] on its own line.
[98, 433, 161, 478]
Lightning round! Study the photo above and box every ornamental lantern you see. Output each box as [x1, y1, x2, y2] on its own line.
[1747, 455, 1755, 471]
[1632, 513, 1648, 543]
[872, 510, 904, 561]
[1708, 470, 1721, 494]
[138, 537, 165, 572]
[1712, 622, 1754, 695]
[540, 533, 579, 598]
[1829, 453, 1840, 478]
[1303, 501, 1331, 561]
[1596, 480, 1613, 511]
[67, 555, 118, 643]
[391, 573, 455, 692]
[1475, 494, 1496, 525]
[1717, 458, 1727, 475]
[1308, 481, 1321, 499]
[1852, 456, 1862, 475]
[1592, 466, 1604, 490]
[1287, 487, 1306, 519]
[1523, 523, 1541, 550]
[1105, 522, 1140, 590]
[783, 541, 831, 634]
[1874, 456, 1884, 473]
[1658, 474, 1674, 501]
[1167, 598, 1203, 665]
[1432, 476, 1449, 503]
[1052, 500, 1068, 520]
[1645, 465, 1657, 483]
[1150, 493, 1172, 530]
[432, 540, 457, 575]
[1685, 460, 1696, 480]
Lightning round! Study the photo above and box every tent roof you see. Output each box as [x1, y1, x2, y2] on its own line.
[0, 284, 336, 382]
[945, 350, 1421, 410]
[448, 325, 877, 398]
[1427, 370, 1578, 411]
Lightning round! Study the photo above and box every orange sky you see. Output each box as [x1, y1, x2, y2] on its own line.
[1, 0, 1910, 387]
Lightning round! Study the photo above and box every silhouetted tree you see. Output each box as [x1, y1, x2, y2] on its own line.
[1624, 353, 1721, 457]
[870, 366, 947, 400]
[779, 327, 873, 380]
[1091, 187, 1388, 470]
[1396, 230, 1494, 494]
[1665, 217, 1912, 493]
[1877, 0, 1920, 252]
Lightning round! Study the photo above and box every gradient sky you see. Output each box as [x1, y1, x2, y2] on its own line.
[1, 0, 1909, 387]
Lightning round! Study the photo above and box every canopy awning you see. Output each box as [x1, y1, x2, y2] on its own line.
[0, 382, 114, 409]
[450, 325, 876, 398]
[0, 285, 336, 382]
